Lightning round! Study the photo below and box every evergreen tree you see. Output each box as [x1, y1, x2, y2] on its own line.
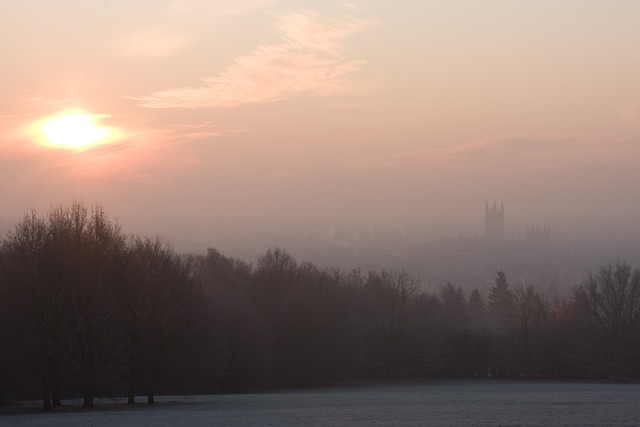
[468, 288, 487, 328]
[488, 271, 514, 332]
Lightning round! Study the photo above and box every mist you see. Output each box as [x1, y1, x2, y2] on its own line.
[1, 0, 640, 419]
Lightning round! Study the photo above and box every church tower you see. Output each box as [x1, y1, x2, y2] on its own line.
[484, 201, 504, 241]
[526, 225, 551, 250]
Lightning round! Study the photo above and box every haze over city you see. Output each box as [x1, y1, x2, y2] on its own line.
[3, 3, 640, 424]
[1, 0, 639, 265]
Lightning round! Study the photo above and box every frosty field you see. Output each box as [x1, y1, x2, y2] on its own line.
[3, 381, 640, 427]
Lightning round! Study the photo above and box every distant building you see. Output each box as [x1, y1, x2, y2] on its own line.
[413, 203, 567, 292]
[484, 201, 504, 241]
[526, 225, 551, 250]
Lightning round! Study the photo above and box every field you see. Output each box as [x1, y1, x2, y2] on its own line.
[3, 381, 640, 426]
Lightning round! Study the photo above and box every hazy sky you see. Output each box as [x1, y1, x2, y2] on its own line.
[1, 0, 639, 237]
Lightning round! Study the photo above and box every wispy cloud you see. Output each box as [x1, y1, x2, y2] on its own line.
[141, 122, 243, 143]
[344, 136, 640, 173]
[320, 102, 365, 110]
[70, 121, 237, 175]
[166, 0, 276, 17]
[44, 122, 232, 182]
[130, 9, 376, 108]
[453, 137, 583, 161]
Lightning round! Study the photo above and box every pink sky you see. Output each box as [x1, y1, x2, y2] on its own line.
[1, 0, 639, 239]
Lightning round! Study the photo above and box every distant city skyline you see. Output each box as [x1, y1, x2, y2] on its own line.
[1, 1, 638, 242]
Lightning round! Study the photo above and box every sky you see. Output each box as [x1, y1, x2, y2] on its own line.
[1, 0, 639, 243]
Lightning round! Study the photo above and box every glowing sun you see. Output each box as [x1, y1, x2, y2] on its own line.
[32, 111, 120, 150]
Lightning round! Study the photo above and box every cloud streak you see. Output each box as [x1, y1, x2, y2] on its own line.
[130, 9, 375, 108]
[344, 136, 640, 173]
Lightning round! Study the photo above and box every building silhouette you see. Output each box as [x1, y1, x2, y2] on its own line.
[526, 225, 551, 250]
[484, 201, 504, 241]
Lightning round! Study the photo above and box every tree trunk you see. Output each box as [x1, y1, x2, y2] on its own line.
[52, 378, 62, 407]
[83, 393, 94, 408]
[52, 359, 62, 407]
[128, 380, 136, 404]
[41, 380, 52, 411]
[128, 353, 137, 404]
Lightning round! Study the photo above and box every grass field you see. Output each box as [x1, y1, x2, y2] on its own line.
[3, 381, 640, 426]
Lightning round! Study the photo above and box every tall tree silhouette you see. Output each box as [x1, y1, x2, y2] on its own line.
[51, 203, 128, 408]
[513, 285, 549, 376]
[574, 262, 640, 380]
[486, 271, 516, 375]
[122, 237, 205, 404]
[0, 211, 63, 410]
[0, 203, 128, 409]
[363, 270, 424, 378]
[488, 271, 515, 332]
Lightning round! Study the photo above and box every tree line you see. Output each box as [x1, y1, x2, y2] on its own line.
[1, 202, 639, 410]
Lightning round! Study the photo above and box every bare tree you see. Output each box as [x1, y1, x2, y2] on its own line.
[123, 237, 205, 404]
[0, 203, 128, 409]
[50, 203, 129, 408]
[190, 249, 269, 391]
[269, 262, 361, 386]
[363, 270, 425, 378]
[0, 211, 63, 410]
[574, 261, 640, 380]
[440, 282, 483, 377]
[468, 288, 487, 327]
[253, 247, 298, 310]
[513, 284, 549, 376]
[440, 282, 467, 327]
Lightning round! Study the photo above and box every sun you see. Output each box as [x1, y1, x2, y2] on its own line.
[32, 110, 120, 151]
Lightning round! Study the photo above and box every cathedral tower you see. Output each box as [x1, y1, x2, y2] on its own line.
[484, 201, 504, 241]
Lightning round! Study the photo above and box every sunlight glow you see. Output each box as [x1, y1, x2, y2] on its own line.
[32, 111, 120, 151]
